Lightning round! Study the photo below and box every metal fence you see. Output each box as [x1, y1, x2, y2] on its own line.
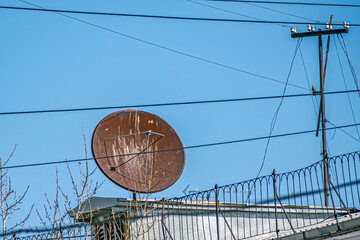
[13, 225, 91, 240]
[14, 151, 360, 239]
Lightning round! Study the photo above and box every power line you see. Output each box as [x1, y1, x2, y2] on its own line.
[0, 90, 358, 116]
[327, 120, 360, 143]
[244, 2, 320, 23]
[4, 123, 360, 170]
[1, 5, 359, 26]
[299, 46, 319, 117]
[337, 34, 360, 99]
[245, 38, 302, 203]
[334, 37, 360, 140]
[186, 0, 288, 28]
[254, 38, 302, 181]
[206, 0, 360, 8]
[186, 0, 290, 28]
[12, 1, 308, 91]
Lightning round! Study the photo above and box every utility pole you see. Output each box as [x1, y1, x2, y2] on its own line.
[291, 16, 349, 207]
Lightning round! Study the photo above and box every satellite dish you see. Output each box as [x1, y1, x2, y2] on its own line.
[91, 110, 185, 193]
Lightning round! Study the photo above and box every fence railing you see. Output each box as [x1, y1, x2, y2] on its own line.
[14, 151, 360, 239]
[12, 224, 91, 240]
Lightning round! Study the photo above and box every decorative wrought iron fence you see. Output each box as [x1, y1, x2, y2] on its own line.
[14, 151, 360, 239]
[12, 224, 91, 240]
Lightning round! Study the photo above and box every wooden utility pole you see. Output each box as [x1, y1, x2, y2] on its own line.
[291, 17, 349, 206]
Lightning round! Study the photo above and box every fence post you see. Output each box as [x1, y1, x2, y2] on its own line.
[215, 184, 220, 240]
[273, 169, 279, 240]
[161, 198, 166, 239]
[161, 198, 174, 240]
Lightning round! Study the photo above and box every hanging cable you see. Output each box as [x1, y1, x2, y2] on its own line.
[13, 1, 308, 91]
[244, 39, 303, 203]
[186, 0, 290, 28]
[299, 46, 319, 118]
[334, 37, 360, 140]
[2, 5, 359, 26]
[337, 34, 360, 99]
[255, 38, 303, 179]
[3, 123, 360, 170]
[0, 4, 360, 27]
[327, 120, 360, 143]
[0, 90, 358, 116]
[186, 0, 269, 21]
[205, 0, 360, 8]
[243, 2, 321, 23]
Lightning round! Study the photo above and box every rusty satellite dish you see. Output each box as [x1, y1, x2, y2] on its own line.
[91, 110, 185, 193]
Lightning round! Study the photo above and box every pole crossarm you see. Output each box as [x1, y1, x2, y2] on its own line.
[292, 28, 348, 38]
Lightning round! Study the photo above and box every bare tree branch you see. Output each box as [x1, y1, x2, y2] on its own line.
[34, 129, 103, 239]
[1, 145, 32, 240]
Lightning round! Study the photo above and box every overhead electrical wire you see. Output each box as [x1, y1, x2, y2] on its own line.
[243, 1, 320, 23]
[197, 0, 353, 30]
[327, 120, 360, 143]
[11, 1, 309, 91]
[3, 123, 360, 169]
[6, 2, 358, 93]
[184, 0, 350, 143]
[299, 46, 318, 117]
[4, 123, 360, 170]
[0, 90, 358, 116]
[1, 5, 360, 27]
[337, 34, 360, 141]
[334, 37, 360, 140]
[186, 0, 290, 28]
[249, 38, 302, 199]
[5, 1, 358, 172]
[186, 0, 319, 136]
[337, 34, 360, 99]
[205, 0, 360, 8]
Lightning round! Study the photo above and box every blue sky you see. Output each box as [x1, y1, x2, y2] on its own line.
[1, 0, 360, 228]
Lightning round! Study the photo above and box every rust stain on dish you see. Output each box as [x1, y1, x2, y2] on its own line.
[91, 110, 185, 193]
